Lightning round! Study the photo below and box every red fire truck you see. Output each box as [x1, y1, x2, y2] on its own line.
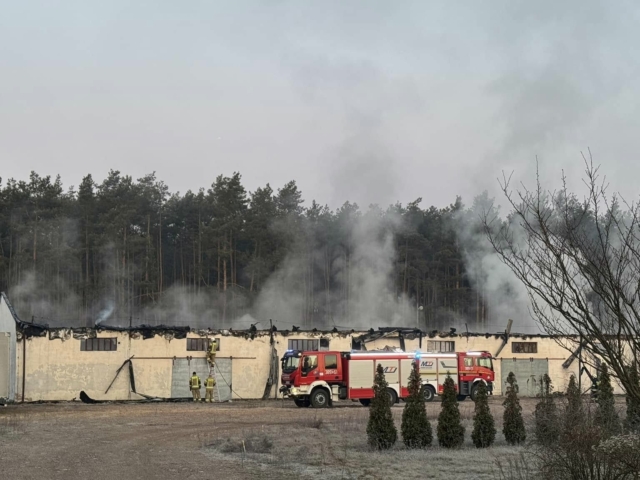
[280, 350, 494, 408]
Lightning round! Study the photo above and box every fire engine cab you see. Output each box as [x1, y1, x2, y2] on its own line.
[279, 350, 494, 408]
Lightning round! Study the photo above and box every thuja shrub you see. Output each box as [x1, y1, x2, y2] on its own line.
[401, 361, 432, 448]
[563, 374, 583, 438]
[538, 420, 640, 480]
[534, 374, 560, 444]
[503, 372, 526, 445]
[595, 364, 620, 437]
[437, 375, 464, 448]
[471, 381, 496, 448]
[532, 375, 640, 480]
[624, 363, 640, 434]
[366, 364, 397, 450]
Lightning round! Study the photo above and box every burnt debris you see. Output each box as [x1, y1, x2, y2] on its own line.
[3, 294, 577, 342]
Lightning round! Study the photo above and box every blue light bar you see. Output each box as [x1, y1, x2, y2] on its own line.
[414, 350, 422, 360]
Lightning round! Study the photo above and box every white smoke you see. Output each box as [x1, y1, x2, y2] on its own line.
[139, 285, 247, 329]
[95, 302, 115, 326]
[252, 207, 413, 330]
[8, 270, 82, 327]
[453, 192, 540, 334]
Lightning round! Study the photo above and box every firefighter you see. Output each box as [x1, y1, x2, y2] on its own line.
[204, 374, 216, 403]
[591, 377, 599, 399]
[591, 363, 603, 399]
[190, 371, 201, 402]
[207, 339, 218, 366]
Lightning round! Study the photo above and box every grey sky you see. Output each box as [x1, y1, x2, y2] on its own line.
[2, 1, 640, 209]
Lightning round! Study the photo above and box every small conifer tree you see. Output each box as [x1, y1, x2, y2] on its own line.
[471, 381, 496, 448]
[437, 375, 465, 448]
[503, 372, 527, 445]
[563, 374, 583, 437]
[594, 364, 620, 436]
[534, 374, 560, 444]
[367, 364, 397, 450]
[624, 362, 640, 433]
[401, 361, 432, 448]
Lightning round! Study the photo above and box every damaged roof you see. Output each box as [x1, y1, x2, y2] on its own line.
[1, 291, 567, 341]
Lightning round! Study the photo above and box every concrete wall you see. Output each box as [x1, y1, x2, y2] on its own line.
[0, 293, 17, 401]
[13, 325, 623, 401]
[16, 330, 354, 402]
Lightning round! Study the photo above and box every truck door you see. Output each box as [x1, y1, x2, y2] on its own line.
[301, 354, 319, 380]
[458, 355, 476, 396]
[461, 356, 476, 375]
[322, 353, 341, 383]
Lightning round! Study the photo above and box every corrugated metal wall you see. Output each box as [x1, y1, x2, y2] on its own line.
[171, 358, 232, 401]
[0, 333, 9, 399]
[501, 358, 549, 396]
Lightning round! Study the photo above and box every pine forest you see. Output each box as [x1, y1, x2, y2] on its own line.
[0, 171, 505, 329]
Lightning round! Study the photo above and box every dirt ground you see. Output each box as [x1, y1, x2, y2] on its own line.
[0, 396, 626, 480]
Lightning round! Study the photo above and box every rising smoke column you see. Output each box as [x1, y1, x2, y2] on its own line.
[252, 206, 412, 330]
[453, 192, 539, 333]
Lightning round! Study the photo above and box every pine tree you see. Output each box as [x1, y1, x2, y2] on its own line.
[401, 361, 432, 448]
[624, 362, 640, 433]
[503, 372, 527, 445]
[594, 364, 620, 436]
[534, 374, 559, 444]
[471, 381, 496, 448]
[437, 376, 465, 448]
[367, 364, 397, 450]
[564, 374, 583, 437]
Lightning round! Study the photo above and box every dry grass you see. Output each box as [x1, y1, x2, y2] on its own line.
[493, 452, 538, 480]
[0, 396, 629, 479]
[204, 396, 628, 479]
[204, 398, 539, 479]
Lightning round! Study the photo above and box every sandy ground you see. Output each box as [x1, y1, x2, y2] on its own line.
[0, 396, 627, 480]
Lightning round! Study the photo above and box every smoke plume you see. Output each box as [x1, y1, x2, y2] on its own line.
[252, 207, 412, 330]
[448, 192, 539, 334]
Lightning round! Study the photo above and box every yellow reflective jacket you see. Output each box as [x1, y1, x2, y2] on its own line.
[206, 377, 216, 389]
[191, 375, 201, 389]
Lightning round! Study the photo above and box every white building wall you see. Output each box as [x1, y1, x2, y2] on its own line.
[0, 293, 18, 402]
[7, 320, 627, 401]
[16, 330, 354, 402]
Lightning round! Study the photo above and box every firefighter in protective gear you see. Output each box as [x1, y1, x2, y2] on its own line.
[207, 339, 218, 366]
[190, 372, 201, 401]
[205, 374, 216, 403]
[591, 378, 599, 399]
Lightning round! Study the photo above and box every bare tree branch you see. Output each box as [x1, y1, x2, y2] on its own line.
[483, 156, 640, 402]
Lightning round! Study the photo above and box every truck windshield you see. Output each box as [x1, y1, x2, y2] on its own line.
[281, 356, 299, 374]
[478, 357, 493, 370]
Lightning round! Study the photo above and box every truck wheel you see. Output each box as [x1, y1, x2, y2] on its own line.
[422, 386, 435, 402]
[359, 399, 371, 407]
[387, 388, 398, 405]
[470, 383, 481, 401]
[457, 395, 467, 402]
[311, 388, 330, 408]
[294, 398, 310, 408]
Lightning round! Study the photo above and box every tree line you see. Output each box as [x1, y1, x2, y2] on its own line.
[0, 170, 497, 328]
